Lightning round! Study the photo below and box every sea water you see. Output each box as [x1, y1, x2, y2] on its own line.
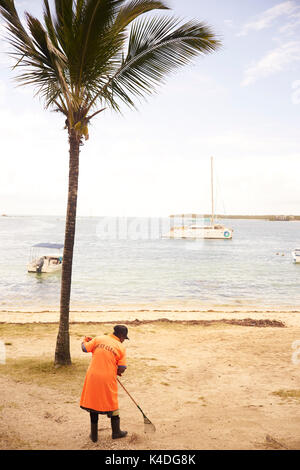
[0, 215, 300, 311]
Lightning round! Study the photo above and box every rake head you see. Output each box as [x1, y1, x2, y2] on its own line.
[143, 415, 156, 433]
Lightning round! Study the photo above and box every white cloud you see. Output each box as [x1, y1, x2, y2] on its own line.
[238, 1, 298, 36]
[279, 11, 300, 34]
[242, 41, 300, 86]
[238, 2, 300, 85]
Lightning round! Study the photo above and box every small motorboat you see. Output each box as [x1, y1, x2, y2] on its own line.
[27, 243, 63, 273]
[292, 249, 300, 263]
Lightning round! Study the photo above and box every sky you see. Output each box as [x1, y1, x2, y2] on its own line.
[0, 0, 300, 217]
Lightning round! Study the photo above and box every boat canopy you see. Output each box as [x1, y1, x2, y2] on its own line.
[32, 243, 64, 249]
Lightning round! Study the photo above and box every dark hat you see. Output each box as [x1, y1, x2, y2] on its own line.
[113, 324, 129, 340]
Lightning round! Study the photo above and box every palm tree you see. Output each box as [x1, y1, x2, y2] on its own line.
[0, 0, 221, 365]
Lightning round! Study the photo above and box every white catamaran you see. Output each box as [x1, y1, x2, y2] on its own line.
[163, 157, 233, 239]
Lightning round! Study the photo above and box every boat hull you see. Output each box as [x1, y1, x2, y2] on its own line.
[292, 251, 300, 263]
[163, 226, 233, 239]
[27, 258, 62, 273]
[27, 265, 62, 273]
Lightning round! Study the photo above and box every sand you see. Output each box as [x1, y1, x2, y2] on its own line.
[0, 304, 300, 450]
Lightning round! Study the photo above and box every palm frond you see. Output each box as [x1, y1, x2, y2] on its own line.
[0, 0, 34, 56]
[53, 0, 75, 54]
[0, 0, 221, 123]
[113, 0, 169, 31]
[120, 16, 220, 93]
[88, 15, 221, 111]
[43, 0, 60, 49]
[80, 1, 170, 106]
[73, 0, 124, 87]
[25, 13, 51, 61]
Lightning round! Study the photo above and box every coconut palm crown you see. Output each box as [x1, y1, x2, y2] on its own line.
[0, 0, 221, 365]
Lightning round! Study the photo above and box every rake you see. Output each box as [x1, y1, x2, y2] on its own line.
[117, 378, 156, 433]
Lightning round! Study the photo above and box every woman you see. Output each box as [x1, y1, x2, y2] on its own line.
[80, 324, 129, 442]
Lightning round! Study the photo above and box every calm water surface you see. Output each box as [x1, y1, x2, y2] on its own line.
[0, 216, 300, 310]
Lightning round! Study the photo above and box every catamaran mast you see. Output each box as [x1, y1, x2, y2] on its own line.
[211, 156, 214, 226]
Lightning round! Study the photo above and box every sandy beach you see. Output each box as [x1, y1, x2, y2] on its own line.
[0, 303, 300, 450]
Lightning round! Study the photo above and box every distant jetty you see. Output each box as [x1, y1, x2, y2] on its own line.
[170, 214, 300, 221]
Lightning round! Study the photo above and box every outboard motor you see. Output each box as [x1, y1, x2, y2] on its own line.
[36, 257, 44, 273]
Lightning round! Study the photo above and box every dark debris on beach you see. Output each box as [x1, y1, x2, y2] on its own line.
[71, 318, 286, 328]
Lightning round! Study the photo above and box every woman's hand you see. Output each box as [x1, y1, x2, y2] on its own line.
[84, 336, 93, 342]
[117, 365, 126, 376]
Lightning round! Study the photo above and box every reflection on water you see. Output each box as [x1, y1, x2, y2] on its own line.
[28, 271, 61, 282]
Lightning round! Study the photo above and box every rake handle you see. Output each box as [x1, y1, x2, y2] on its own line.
[118, 378, 156, 432]
[117, 378, 142, 412]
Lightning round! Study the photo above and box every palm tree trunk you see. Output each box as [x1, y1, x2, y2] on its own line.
[54, 129, 81, 366]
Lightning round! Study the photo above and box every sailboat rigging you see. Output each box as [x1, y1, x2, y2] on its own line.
[163, 157, 233, 239]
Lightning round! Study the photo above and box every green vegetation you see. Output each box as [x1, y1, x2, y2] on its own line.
[0, 322, 112, 338]
[0, 357, 87, 396]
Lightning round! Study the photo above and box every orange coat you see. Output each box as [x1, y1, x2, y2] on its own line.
[80, 334, 127, 412]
